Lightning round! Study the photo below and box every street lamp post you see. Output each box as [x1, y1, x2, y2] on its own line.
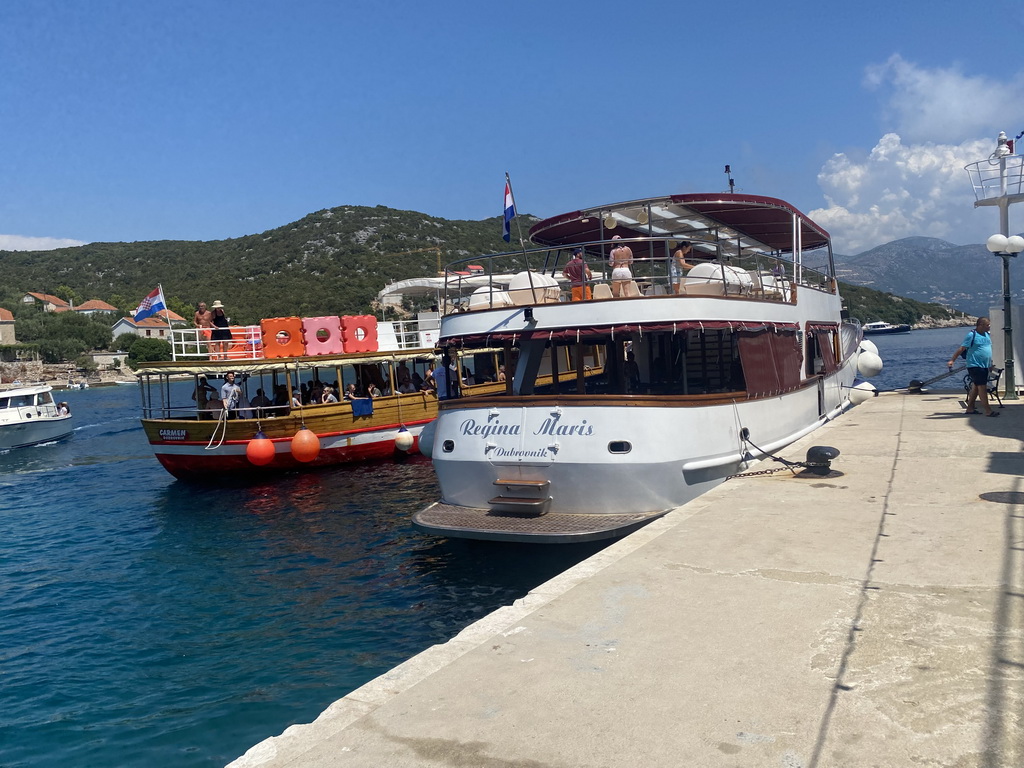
[965, 131, 1024, 400]
[986, 234, 1024, 399]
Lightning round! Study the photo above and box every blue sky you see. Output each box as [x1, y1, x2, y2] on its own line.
[2, 0, 1024, 254]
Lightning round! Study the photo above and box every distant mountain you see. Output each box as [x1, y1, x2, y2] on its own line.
[834, 236, 1013, 317]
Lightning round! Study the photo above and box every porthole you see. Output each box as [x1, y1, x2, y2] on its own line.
[608, 441, 631, 454]
[442, 440, 455, 453]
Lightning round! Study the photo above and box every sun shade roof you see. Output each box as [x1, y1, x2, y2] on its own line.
[528, 193, 829, 254]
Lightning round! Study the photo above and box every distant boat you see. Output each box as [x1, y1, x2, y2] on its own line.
[862, 321, 911, 335]
[0, 382, 74, 450]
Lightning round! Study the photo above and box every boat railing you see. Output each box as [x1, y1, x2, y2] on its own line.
[965, 154, 1024, 203]
[169, 317, 438, 362]
[441, 236, 836, 313]
[170, 326, 264, 362]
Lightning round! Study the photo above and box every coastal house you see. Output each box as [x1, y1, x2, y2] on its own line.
[21, 292, 70, 313]
[75, 299, 119, 316]
[0, 308, 15, 344]
[111, 309, 188, 342]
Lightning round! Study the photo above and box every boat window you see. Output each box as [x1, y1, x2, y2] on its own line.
[5, 395, 33, 408]
[0, 397, 8, 409]
[807, 328, 838, 375]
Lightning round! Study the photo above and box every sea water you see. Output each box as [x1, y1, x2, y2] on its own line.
[0, 386, 608, 767]
[0, 328, 974, 767]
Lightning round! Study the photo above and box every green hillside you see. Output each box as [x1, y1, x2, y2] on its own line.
[0, 204, 962, 327]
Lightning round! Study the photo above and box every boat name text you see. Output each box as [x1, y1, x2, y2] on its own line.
[458, 417, 594, 439]
[159, 429, 188, 441]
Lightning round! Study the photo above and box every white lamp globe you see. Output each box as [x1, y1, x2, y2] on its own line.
[1006, 235, 1024, 254]
[987, 234, 1009, 253]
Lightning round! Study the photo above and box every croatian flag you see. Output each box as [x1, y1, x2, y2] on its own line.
[133, 286, 167, 323]
[502, 178, 516, 242]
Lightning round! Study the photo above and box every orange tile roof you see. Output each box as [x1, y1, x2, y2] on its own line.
[157, 308, 185, 322]
[76, 299, 119, 311]
[26, 292, 70, 307]
[0, 308, 13, 322]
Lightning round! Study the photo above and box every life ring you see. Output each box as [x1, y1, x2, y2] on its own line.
[261, 317, 306, 359]
[340, 315, 378, 353]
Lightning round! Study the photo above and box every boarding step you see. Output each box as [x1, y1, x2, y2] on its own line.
[493, 478, 550, 493]
[487, 495, 552, 516]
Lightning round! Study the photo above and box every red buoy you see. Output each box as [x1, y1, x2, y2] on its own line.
[291, 427, 321, 463]
[246, 430, 276, 466]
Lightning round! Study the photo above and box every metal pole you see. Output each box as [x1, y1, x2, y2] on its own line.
[999, 198, 1018, 399]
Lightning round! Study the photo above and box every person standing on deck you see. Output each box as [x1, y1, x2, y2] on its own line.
[562, 248, 592, 301]
[609, 235, 633, 297]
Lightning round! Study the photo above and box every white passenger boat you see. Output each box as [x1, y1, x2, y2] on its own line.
[0, 382, 74, 450]
[413, 192, 866, 543]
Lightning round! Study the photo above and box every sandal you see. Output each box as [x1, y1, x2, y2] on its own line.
[964, 409, 979, 414]
[987, 411, 1000, 417]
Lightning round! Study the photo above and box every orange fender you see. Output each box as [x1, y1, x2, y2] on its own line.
[340, 315, 378, 353]
[261, 317, 306, 359]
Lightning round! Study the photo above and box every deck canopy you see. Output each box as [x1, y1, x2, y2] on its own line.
[528, 193, 830, 258]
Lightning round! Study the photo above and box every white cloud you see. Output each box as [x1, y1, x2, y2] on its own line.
[0, 234, 87, 251]
[811, 57, 1024, 253]
[865, 55, 1024, 144]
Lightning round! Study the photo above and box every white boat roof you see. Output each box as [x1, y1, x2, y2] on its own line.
[0, 381, 54, 397]
[377, 273, 570, 304]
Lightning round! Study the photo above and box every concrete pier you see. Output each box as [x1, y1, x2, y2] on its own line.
[231, 392, 1024, 768]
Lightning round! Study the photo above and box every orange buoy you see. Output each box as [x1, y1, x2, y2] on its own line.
[291, 427, 321, 463]
[395, 426, 414, 452]
[246, 430, 276, 466]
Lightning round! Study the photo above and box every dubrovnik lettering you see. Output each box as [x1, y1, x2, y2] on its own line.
[158, 429, 188, 441]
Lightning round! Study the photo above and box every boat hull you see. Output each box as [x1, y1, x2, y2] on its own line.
[414, 374, 854, 542]
[141, 396, 437, 480]
[0, 415, 74, 450]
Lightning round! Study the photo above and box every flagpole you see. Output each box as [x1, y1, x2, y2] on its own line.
[505, 173, 535, 293]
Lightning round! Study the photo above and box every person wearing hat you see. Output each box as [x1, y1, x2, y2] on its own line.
[209, 300, 231, 360]
[562, 247, 592, 301]
[609, 235, 633, 297]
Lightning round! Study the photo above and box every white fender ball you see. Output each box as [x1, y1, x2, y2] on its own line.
[859, 339, 879, 356]
[395, 426, 414, 452]
[857, 350, 883, 378]
[849, 381, 877, 405]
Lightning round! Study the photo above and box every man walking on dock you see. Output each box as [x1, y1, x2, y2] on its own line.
[948, 316, 997, 416]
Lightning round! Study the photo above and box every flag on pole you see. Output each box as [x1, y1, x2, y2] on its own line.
[133, 286, 167, 323]
[502, 178, 516, 242]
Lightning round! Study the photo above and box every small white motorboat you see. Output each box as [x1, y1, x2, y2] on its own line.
[0, 382, 74, 450]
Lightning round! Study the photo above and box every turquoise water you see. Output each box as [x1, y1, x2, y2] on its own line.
[0, 387, 608, 767]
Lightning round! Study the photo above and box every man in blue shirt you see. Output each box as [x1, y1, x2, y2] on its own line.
[948, 317, 997, 416]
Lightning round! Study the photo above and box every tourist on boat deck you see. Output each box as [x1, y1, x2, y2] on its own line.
[398, 378, 417, 394]
[948, 316, 997, 417]
[209, 300, 231, 360]
[411, 371, 425, 391]
[58, 402, 70, 416]
[671, 241, 695, 294]
[344, 383, 358, 400]
[321, 386, 338, 404]
[368, 383, 382, 398]
[422, 364, 436, 391]
[250, 388, 273, 417]
[609, 235, 634, 297]
[396, 361, 411, 386]
[220, 372, 242, 418]
[309, 380, 324, 404]
[192, 375, 218, 418]
[433, 353, 460, 400]
[562, 247, 593, 301]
